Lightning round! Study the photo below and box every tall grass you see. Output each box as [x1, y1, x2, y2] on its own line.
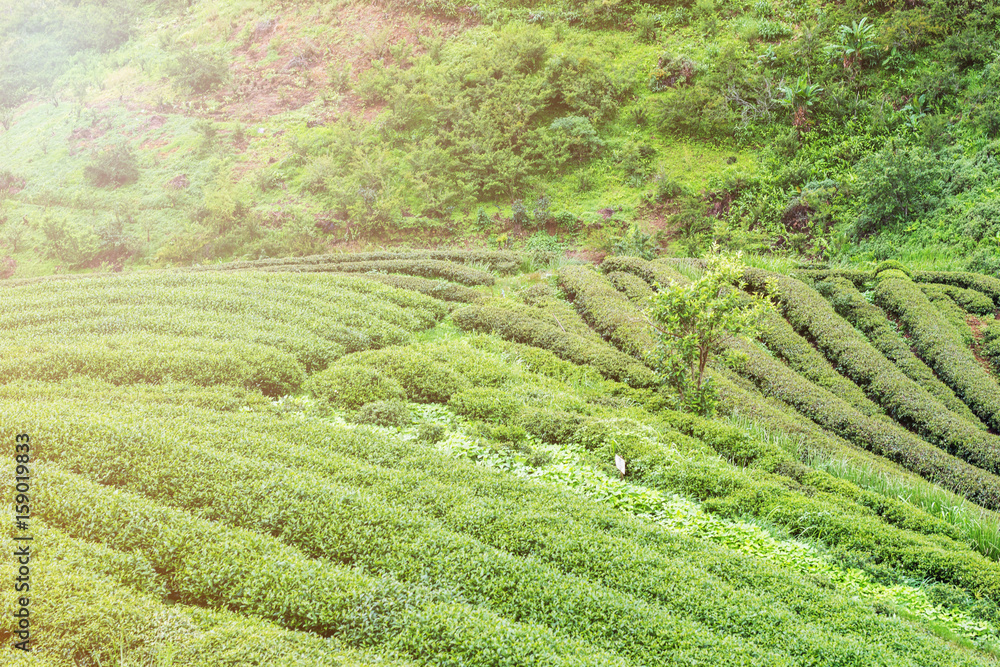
[739, 253, 800, 276]
[725, 413, 1000, 560]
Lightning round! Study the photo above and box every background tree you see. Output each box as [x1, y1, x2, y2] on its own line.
[645, 252, 764, 416]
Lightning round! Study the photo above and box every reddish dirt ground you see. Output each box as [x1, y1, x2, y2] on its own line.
[209, 4, 475, 124]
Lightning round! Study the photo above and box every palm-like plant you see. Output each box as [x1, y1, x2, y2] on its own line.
[779, 75, 823, 129]
[779, 75, 824, 110]
[825, 17, 878, 70]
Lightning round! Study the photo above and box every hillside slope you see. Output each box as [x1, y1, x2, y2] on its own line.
[3, 0, 1000, 277]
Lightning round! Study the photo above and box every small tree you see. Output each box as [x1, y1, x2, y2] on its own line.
[645, 252, 763, 415]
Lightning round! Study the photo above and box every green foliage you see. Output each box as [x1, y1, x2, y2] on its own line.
[874, 272, 1000, 432]
[83, 142, 140, 188]
[612, 223, 657, 260]
[646, 255, 764, 415]
[547, 116, 604, 164]
[353, 399, 413, 428]
[850, 143, 949, 238]
[170, 48, 229, 94]
[448, 387, 522, 422]
[558, 263, 656, 356]
[778, 75, 823, 112]
[306, 365, 406, 409]
[825, 17, 878, 70]
[818, 276, 980, 422]
[984, 321, 1000, 372]
[754, 268, 1000, 461]
[648, 53, 699, 92]
[39, 212, 98, 266]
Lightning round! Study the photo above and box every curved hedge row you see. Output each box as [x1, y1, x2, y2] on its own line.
[985, 321, 1000, 372]
[919, 284, 975, 345]
[606, 270, 655, 305]
[0, 272, 448, 358]
[920, 283, 997, 316]
[341, 273, 482, 303]
[14, 395, 995, 667]
[196, 250, 524, 275]
[794, 268, 871, 287]
[257, 259, 497, 286]
[600, 256, 686, 287]
[756, 307, 882, 416]
[0, 333, 305, 396]
[818, 277, 982, 425]
[452, 305, 657, 387]
[913, 271, 1000, 307]
[518, 282, 607, 342]
[557, 265, 655, 356]
[725, 336, 1000, 510]
[0, 306, 348, 373]
[874, 273, 1000, 432]
[22, 463, 629, 667]
[2, 523, 407, 667]
[744, 269, 1000, 475]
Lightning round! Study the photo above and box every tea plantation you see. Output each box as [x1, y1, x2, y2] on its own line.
[4, 251, 1000, 665]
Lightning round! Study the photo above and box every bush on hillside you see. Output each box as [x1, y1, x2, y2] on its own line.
[84, 143, 139, 188]
[305, 364, 406, 409]
[352, 399, 412, 428]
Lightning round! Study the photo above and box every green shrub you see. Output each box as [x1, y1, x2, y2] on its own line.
[516, 407, 584, 444]
[611, 223, 657, 260]
[84, 142, 139, 188]
[448, 387, 521, 422]
[305, 364, 406, 409]
[344, 347, 469, 403]
[353, 399, 412, 428]
[171, 49, 229, 93]
[850, 143, 948, 238]
[547, 116, 604, 163]
[417, 422, 447, 443]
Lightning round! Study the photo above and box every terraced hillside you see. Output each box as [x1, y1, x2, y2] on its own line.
[5, 252, 1000, 665]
